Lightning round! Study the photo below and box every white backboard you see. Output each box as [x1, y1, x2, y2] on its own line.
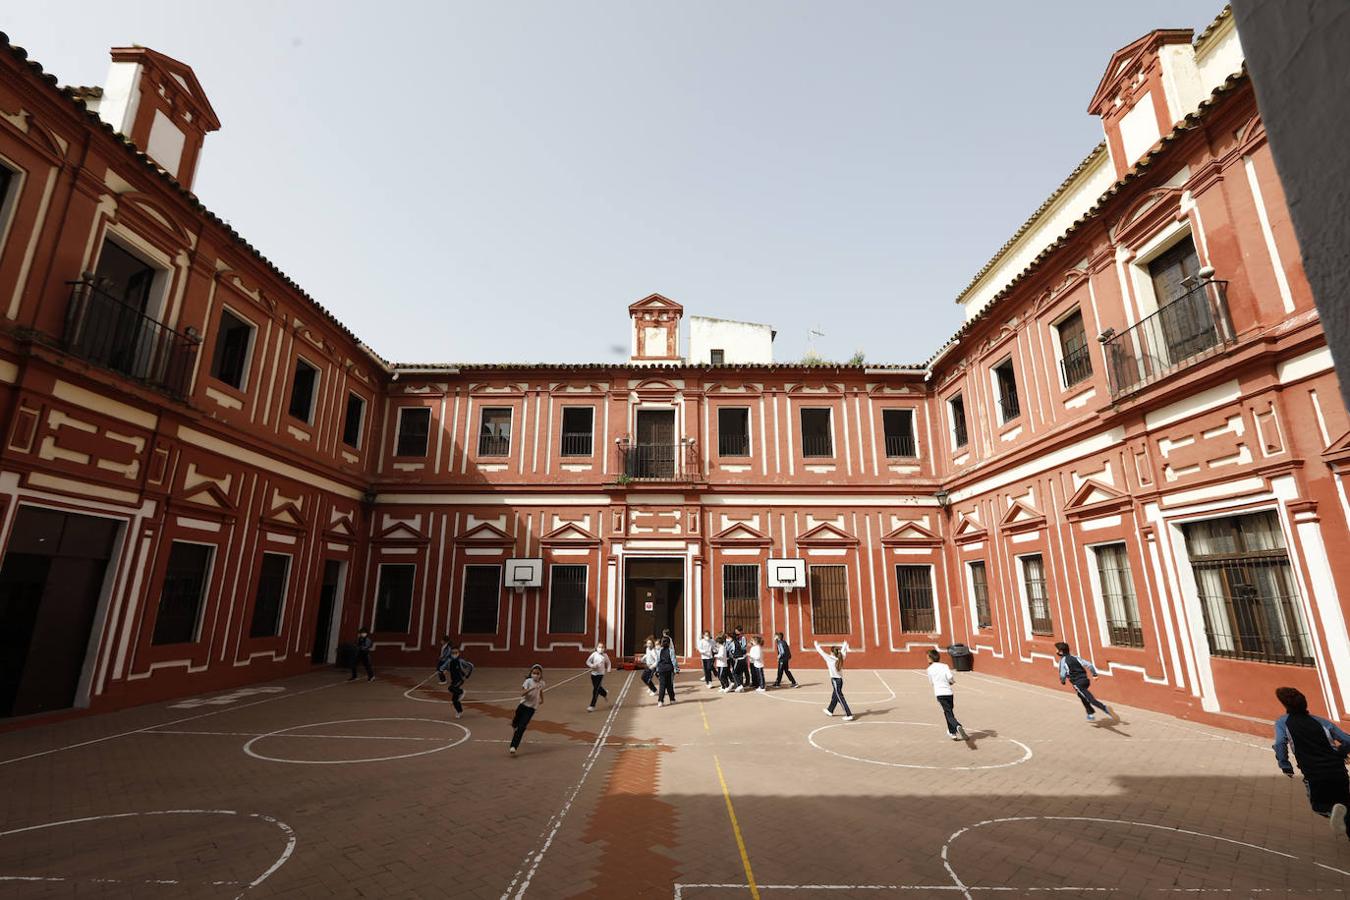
[504, 558, 544, 588]
[767, 558, 806, 590]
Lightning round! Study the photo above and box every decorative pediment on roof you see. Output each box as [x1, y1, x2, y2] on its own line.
[1064, 479, 1132, 519]
[795, 521, 859, 547]
[709, 522, 772, 547]
[953, 515, 987, 544]
[627, 293, 684, 315]
[999, 500, 1046, 534]
[881, 521, 941, 548]
[632, 378, 680, 394]
[453, 521, 515, 546]
[1087, 29, 1193, 116]
[541, 522, 601, 547]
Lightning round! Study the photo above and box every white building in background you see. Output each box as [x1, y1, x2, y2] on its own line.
[687, 315, 775, 365]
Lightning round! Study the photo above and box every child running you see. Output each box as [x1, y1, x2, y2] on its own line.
[509, 664, 545, 756]
[749, 635, 766, 692]
[1273, 686, 1350, 839]
[440, 643, 474, 719]
[1055, 641, 1116, 722]
[435, 634, 453, 683]
[586, 642, 612, 712]
[715, 634, 731, 691]
[655, 635, 679, 706]
[349, 628, 374, 682]
[815, 641, 854, 721]
[641, 637, 659, 698]
[698, 630, 716, 688]
[772, 631, 798, 688]
[926, 648, 967, 741]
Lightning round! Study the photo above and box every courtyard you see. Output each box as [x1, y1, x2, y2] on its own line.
[0, 664, 1345, 898]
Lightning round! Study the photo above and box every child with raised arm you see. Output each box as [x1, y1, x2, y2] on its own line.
[586, 642, 612, 712]
[926, 648, 967, 741]
[697, 630, 716, 688]
[815, 641, 854, 721]
[1055, 641, 1116, 722]
[509, 665, 545, 756]
[772, 631, 798, 688]
[1273, 686, 1350, 839]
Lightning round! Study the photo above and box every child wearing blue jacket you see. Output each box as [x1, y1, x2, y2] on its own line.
[1055, 641, 1115, 722]
[1273, 686, 1350, 839]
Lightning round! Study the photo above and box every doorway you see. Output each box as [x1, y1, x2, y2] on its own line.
[624, 557, 683, 656]
[0, 507, 120, 718]
[311, 559, 345, 664]
[632, 409, 676, 478]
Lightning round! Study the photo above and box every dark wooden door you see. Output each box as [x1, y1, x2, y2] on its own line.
[1148, 237, 1215, 361]
[312, 560, 342, 664]
[634, 410, 676, 477]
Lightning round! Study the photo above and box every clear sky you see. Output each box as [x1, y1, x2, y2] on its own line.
[5, 1, 1226, 366]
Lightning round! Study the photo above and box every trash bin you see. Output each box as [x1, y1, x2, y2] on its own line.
[948, 643, 974, 672]
[335, 641, 356, 671]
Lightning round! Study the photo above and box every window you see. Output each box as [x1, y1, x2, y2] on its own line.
[478, 407, 512, 456]
[249, 553, 290, 638]
[1148, 235, 1201, 306]
[395, 407, 431, 457]
[461, 565, 501, 634]
[560, 407, 593, 457]
[1090, 543, 1143, 647]
[1056, 310, 1093, 387]
[1020, 554, 1053, 636]
[209, 309, 254, 390]
[373, 564, 415, 633]
[1148, 236, 1219, 361]
[1183, 511, 1312, 665]
[718, 408, 750, 457]
[895, 565, 934, 632]
[152, 542, 213, 645]
[809, 565, 850, 634]
[970, 561, 991, 629]
[548, 565, 588, 633]
[949, 394, 968, 449]
[94, 239, 157, 313]
[710, 349, 725, 366]
[882, 409, 916, 458]
[993, 358, 1020, 423]
[722, 564, 761, 633]
[0, 164, 13, 215]
[342, 393, 365, 449]
[800, 408, 833, 458]
[288, 359, 318, 423]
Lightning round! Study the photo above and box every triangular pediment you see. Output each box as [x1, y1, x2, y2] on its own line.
[170, 480, 237, 519]
[454, 522, 515, 546]
[324, 511, 358, 540]
[1066, 479, 1128, 510]
[953, 515, 987, 542]
[881, 521, 940, 546]
[796, 521, 859, 546]
[541, 522, 600, 546]
[999, 500, 1046, 533]
[710, 523, 772, 546]
[1087, 29, 1193, 115]
[628, 293, 683, 315]
[379, 521, 429, 544]
[1323, 430, 1350, 468]
[265, 501, 307, 529]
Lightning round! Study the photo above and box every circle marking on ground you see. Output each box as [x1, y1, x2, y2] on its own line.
[807, 720, 1033, 770]
[242, 717, 469, 764]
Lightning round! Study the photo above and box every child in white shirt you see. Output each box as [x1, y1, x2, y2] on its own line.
[714, 635, 731, 691]
[926, 648, 967, 741]
[697, 631, 715, 687]
[586, 643, 611, 711]
[510, 665, 545, 755]
[749, 636, 767, 692]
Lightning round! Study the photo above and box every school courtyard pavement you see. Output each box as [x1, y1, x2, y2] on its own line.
[0, 664, 1346, 899]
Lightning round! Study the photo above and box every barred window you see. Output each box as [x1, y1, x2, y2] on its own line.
[478, 408, 512, 456]
[718, 408, 750, 457]
[809, 565, 850, 635]
[1020, 554, 1053, 636]
[722, 564, 761, 634]
[153, 542, 213, 645]
[1092, 543, 1143, 647]
[1183, 511, 1312, 666]
[461, 565, 500, 634]
[895, 565, 935, 632]
[882, 409, 916, 458]
[548, 565, 588, 633]
[249, 553, 290, 638]
[373, 564, 415, 634]
[969, 561, 991, 629]
[949, 394, 968, 448]
[396, 407, 431, 457]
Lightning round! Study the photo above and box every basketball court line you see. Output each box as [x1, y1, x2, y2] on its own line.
[0, 680, 342, 768]
[500, 670, 636, 899]
[758, 670, 896, 707]
[674, 885, 1349, 895]
[242, 717, 470, 764]
[0, 809, 296, 899]
[807, 720, 1033, 771]
[403, 668, 589, 705]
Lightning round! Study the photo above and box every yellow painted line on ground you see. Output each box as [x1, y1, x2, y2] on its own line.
[714, 754, 760, 900]
[700, 702, 711, 734]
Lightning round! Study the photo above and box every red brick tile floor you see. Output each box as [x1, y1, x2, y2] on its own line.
[0, 666, 1346, 898]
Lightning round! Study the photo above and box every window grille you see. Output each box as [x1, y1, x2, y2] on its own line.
[1092, 543, 1143, 647]
[895, 565, 935, 632]
[548, 565, 588, 633]
[970, 561, 991, 629]
[809, 565, 850, 635]
[462, 565, 501, 634]
[722, 564, 761, 633]
[1021, 554, 1053, 635]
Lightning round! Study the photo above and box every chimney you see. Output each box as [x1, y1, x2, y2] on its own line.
[1087, 29, 1194, 179]
[627, 294, 684, 364]
[91, 46, 220, 191]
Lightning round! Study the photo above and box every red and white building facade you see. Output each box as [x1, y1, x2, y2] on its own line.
[1, 10, 1347, 734]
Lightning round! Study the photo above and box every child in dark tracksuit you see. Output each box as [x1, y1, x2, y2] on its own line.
[349, 629, 374, 681]
[655, 636, 679, 706]
[1273, 686, 1350, 839]
[439, 645, 474, 718]
[1055, 641, 1114, 722]
[773, 632, 797, 688]
[729, 628, 749, 692]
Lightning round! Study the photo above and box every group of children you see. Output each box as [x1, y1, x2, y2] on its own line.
[633, 627, 803, 702]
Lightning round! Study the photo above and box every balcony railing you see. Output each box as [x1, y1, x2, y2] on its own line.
[718, 433, 750, 457]
[1059, 345, 1094, 388]
[560, 432, 593, 456]
[1103, 278, 1235, 399]
[884, 433, 916, 458]
[617, 439, 701, 481]
[996, 391, 1020, 423]
[801, 434, 834, 458]
[478, 434, 511, 456]
[63, 279, 199, 399]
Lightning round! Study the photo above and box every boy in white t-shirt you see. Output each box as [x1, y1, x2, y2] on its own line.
[926, 648, 968, 741]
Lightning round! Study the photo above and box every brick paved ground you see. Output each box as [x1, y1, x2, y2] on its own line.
[1, 664, 1347, 898]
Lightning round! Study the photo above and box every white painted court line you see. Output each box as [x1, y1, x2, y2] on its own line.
[242, 717, 470, 764]
[675, 886, 1348, 895]
[500, 669, 635, 900]
[404, 668, 589, 705]
[0, 809, 295, 899]
[0, 680, 342, 768]
[758, 670, 897, 707]
[807, 721, 1033, 771]
[150, 728, 459, 742]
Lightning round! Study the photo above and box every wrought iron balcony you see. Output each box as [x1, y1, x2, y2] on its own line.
[560, 432, 593, 456]
[1059, 345, 1094, 388]
[1103, 278, 1235, 399]
[617, 439, 701, 481]
[63, 279, 200, 399]
[884, 433, 916, 458]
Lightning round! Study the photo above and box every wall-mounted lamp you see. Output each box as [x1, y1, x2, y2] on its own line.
[934, 489, 950, 508]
